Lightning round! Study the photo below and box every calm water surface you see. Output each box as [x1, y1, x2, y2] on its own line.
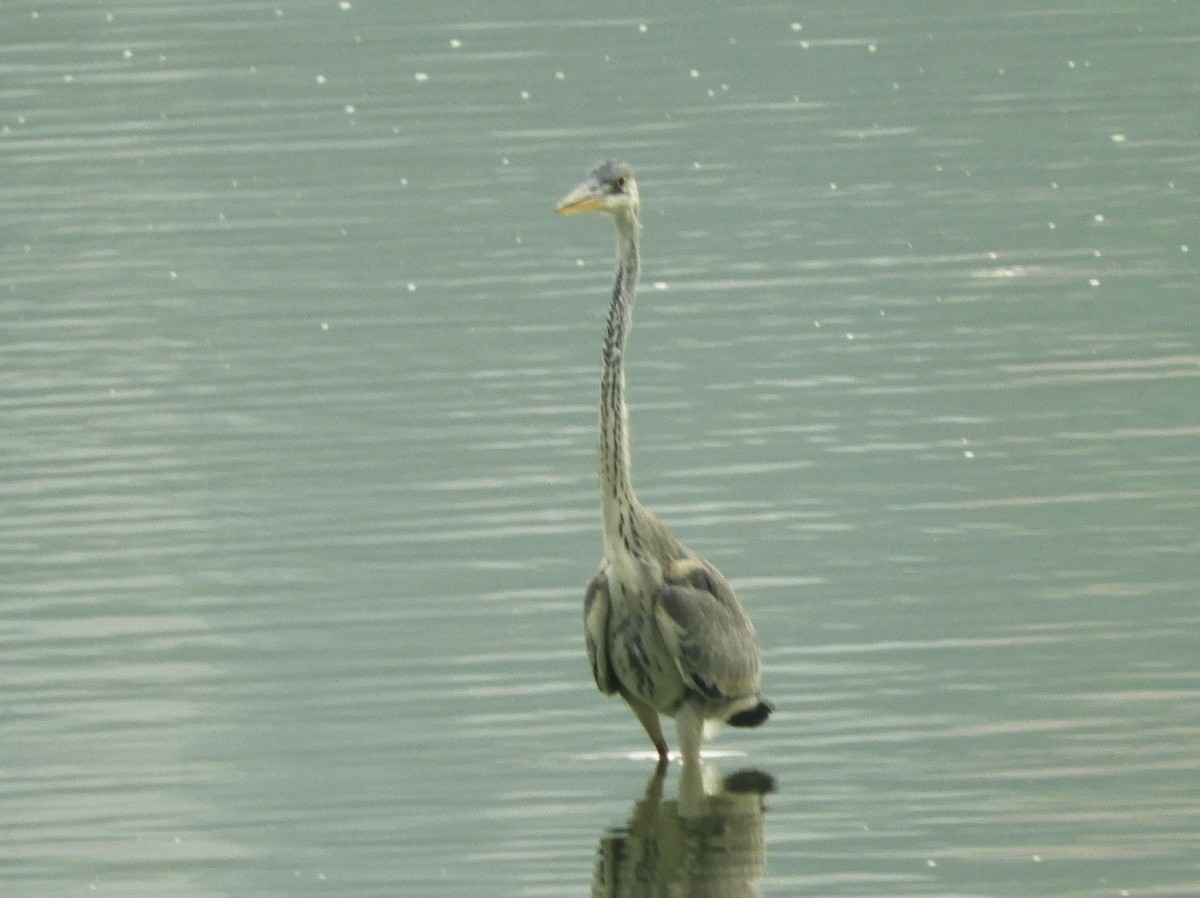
[2, 3, 1197, 896]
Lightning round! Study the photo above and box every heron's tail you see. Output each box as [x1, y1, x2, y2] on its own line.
[726, 697, 773, 728]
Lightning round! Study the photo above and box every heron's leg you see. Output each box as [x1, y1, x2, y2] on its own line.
[674, 702, 705, 768]
[624, 694, 669, 761]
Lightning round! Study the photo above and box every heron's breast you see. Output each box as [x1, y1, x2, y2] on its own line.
[604, 554, 661, 607]
[607, 605, 685, 715]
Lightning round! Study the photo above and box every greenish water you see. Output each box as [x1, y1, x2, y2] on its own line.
[2, 3, 1197, 896]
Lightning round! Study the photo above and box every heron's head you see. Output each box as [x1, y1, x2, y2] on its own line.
[556, 160, 640, 226]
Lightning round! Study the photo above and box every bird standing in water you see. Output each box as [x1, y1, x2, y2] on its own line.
[556, 160, 772, 767]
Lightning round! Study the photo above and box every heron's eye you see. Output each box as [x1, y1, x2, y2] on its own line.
[613, 177, 626, 192]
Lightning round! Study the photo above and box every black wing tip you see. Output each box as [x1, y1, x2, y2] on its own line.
[726, 699, 773, 728]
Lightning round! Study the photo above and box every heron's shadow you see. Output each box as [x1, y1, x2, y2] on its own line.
[591, 761, 775, 897]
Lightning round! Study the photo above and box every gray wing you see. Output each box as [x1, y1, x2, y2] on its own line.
[653, 557, 761, 703]
[584, 567, 619, 695]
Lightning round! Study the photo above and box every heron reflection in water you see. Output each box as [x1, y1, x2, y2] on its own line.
[557, 161, 772, 767]
[591, 763, 775, 898]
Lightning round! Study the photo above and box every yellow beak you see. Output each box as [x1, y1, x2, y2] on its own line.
[555, 182, 604, 215]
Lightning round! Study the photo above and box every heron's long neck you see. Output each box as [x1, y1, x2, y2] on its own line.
[599, 222, 643, 556]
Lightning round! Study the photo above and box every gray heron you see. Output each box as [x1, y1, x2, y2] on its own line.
[557, 160, 772, 767]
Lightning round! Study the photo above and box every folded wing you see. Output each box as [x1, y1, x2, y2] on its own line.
[653, 557, 762, 705]
[584, 567, 618, 695]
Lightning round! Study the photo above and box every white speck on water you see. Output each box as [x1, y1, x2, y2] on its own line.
[449, 38, 462, 48]
[829, 182, 837, 190]
[868, 43, 877, 53]
[1111, 133, 1126, 143]
[689, 69, 700, 78]
[638, 23, 648, 33]
[338, 1, 351, 9]
[652, 281, 667, 290]
[554, 71, 565, 80]
[973, 266, 1026, 279]
[519, 90, 530, 99]
[316, 74, 326, 84]
[1088, 278, 1100, 287]
[1048, 222, 1056, 229]
[123, 49, 133, 59]
[406, 283, 416, 292]
[343, 104, 355, 114]
[790, 22, 802, 31]
[1181, 245, 1189, 253]
[1093, 213, 1105, 223]
[926, 859, 937, 867]
[414, 72, 429, 82]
